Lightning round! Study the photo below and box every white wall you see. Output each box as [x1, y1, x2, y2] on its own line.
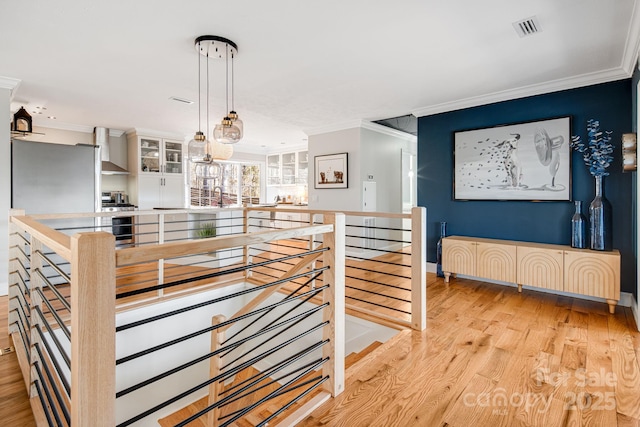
[360, 127, 415, 213]
[308, 127, 361, 211]
[0, 88, 10, 295]
[308, 124, 416, 214]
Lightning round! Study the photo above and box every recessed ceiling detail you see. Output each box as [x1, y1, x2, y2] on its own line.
[373, 114, 417, 136]
[513, 16, 542, 38]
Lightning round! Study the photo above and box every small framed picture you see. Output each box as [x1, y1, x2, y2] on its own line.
[315, 153, 348, 189]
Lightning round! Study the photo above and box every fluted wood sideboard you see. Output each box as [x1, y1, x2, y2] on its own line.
[442, 236, 620, 313]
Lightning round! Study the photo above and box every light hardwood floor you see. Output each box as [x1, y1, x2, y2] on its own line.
[0, 296, 36, 426]
[3, 272, 640, 426]
[300, 274, 640, 427]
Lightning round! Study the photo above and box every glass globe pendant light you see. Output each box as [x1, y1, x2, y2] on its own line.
[213, 42, 242, 144]
[188, 39, 211, 163]
[227, 49, 243, 138]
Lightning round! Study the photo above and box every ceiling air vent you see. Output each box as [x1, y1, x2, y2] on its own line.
[513, 16, 542, 37]
[169, 96, 194, 105]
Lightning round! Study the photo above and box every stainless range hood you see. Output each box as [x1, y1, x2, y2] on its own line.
[93, 127, 129, 175]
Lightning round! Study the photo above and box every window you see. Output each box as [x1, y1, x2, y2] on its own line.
[189, 161, 261, 207]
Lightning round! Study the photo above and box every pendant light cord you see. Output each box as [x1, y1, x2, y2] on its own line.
[197, 42, 202, 132]
[225, 43, 229, 114]
[206, 50, 210, 155]
[231, 51, 235, 111]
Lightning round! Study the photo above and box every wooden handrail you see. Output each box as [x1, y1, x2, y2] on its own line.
[11, 215, 72, 261]
[246, 206, 411, 219]
[115, 224, 332, 266]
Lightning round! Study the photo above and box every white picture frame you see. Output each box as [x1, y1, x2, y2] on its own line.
[315, 153, 348, 189]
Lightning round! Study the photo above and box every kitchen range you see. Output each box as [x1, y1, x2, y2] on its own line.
[101, 191, 135, 246]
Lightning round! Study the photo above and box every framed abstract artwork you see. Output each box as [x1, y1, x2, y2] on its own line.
[453, 116, 571, 201]
[315, 152, 348, 189]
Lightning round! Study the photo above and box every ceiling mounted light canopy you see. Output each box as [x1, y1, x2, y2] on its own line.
[188, 35, 239, 165]
[196, 35, 242, 144]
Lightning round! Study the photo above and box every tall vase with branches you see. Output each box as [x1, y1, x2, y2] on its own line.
[570, 119, 614, 250]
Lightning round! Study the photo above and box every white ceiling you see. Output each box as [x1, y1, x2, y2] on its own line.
[1, 0, 639, 153]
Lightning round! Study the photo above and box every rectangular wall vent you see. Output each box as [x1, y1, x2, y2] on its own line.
[513, 16, 542, 37]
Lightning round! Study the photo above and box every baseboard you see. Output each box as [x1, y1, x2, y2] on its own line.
[632, 295, 640, 331]
[450, 273, 634, 308]
[619, 292, 635, 308]
[426, 262, 437, 274]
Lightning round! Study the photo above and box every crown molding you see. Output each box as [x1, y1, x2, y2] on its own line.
[304, 119, 364, 136]
[0, 76, 21, 99]
[262, 142, 308, 155]
[621, 0, 640, 74]
[32, 119, 125, 137]
[305, 119, 416, 142]
[360, 121, 417, 142]
[412, 67, 630, 118]
[124, 127, 186, 140]
[32, 119, 94, 133]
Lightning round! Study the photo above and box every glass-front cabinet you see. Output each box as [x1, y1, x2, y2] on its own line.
[297, 151, 308, 185]
[163, 141, 183, 174]
[127, 132, 185, 209]
[267, 154, 281, 185]
[139, 138, 161, 172]
[138, 137, 183, 175]
[282, 152, 296, 184]
[266, 150, 309, 186]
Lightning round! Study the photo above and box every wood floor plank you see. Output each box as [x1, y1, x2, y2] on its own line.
[0, 296, 36, 426]
[303, 276, 640, 427]
[609, 310, 640, 420]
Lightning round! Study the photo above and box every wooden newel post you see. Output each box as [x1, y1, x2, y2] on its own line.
[411, 207, 427, 331]
[209, 314, 226, 427]
[70, 232, 116, 426]
[322, 213, 345, 397]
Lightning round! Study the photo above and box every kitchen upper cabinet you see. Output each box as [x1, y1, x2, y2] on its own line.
[267, 154, 281, 185]
[297, 151, 308, 185]
[127, 132, 185, 209]
[282, 152, 296, 185]
[129, 135, 183, 175]
[266, 150, 308, 186]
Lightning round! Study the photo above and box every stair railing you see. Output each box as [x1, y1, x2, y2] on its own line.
[245, 206, 426, 330]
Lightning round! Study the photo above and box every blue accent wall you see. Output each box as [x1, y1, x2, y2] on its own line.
[418, 80, 636, 295]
